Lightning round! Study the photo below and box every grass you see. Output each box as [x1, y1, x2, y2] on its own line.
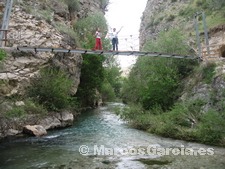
[37, 9, 54, 23]
[0, 49, 6, 62]
[55, 22, 80, 47]
[4, 100, 47, 118]
[117, 99, 225, 147]
[5, 107, 26, 118]
[202, 62, 216, 84]
[206, 9, 225, 29]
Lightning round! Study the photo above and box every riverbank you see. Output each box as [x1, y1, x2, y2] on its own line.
[0, 110, 78, 138]
[116, 103, 225, 147]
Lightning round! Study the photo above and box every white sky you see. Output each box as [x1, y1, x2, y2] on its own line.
[105, 0, 148, 69]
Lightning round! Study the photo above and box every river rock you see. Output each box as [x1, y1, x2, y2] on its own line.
[39, 116, 62, 130]
[61, 111, 74, 127]
[6, 129, 21, 136]
[23, 125, 47, 137]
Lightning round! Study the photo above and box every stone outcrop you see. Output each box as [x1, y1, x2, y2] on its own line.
[6, 129, 21, 136]
[0, 111, 76, 138]
[139, 0, 190, 49]
[0, 0, 84, 97]
[0, 49, 82, 97]
[139, 1, 225, 116]
[140, 0, 225, 60]
[23, 125, 47, 137]
[40, 111, 75, 130]
[9, 6, 70, 48]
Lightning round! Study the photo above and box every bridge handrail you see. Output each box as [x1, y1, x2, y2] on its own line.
[0, 46, 196, 59]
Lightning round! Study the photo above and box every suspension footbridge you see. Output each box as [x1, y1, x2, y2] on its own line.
[10, 46, 195, 59]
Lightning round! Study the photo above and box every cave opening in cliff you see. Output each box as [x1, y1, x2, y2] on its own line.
[220, 45, 225, 58]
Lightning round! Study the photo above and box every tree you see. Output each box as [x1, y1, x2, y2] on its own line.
[76, 54, 105, 106]
[121, 29, 197, 110]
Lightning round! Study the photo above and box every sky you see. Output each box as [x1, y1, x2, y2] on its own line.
[105, 0, 148, 69]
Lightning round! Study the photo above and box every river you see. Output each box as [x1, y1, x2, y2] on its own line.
[0, 103, 225, 169]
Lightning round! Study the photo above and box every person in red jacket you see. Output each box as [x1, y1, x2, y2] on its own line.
[94, 28, 102, 50]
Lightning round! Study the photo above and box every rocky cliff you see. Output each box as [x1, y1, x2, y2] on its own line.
[140, 0, 189, 49]
[139, 0, 225, 56]
[139, 0, 225, 115]
[0, 0, 106, 138]
[0, 0, 106, 98]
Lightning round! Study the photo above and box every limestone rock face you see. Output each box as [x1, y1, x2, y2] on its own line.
[0, 0, 105, 97]
[60, 111, 74, 127]
[139, 0, 190, 49]
[9, 6, 70, 48]
[39, 116, 62, 130]
[39, 111, 74, 130]
[6, 129, 20, 136]
[139, 0, 225, 54]
[23, 125, 47, 137]
[0, 50, 82, 97]
[5, 0, 105, 48]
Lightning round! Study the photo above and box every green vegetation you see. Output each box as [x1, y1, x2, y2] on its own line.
[76, 54, 105, 106]
[197, 109, 225, 144]
[64, 0, 80, 13]
[121, 29, 197, 110]
[101, 57, 122, 101]
[5, 100, 47, 118]
[76, 54, 121, 106]
[28, 67, 77, 111]
[180, 0, 225, 27]
[5, 107, 26, 118]
[120, 28, 225, 146]
[201, 62, 216, 84]
[0, 49, 6, 61]
[117, 99, 225, 146]
[146, 0, 225, 43]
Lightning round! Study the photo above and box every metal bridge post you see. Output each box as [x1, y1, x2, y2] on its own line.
[202, 12, 210, 55]
[194, 11, 210, 61]
[0, 0, 14, 47]
[194, 13, 202, 61]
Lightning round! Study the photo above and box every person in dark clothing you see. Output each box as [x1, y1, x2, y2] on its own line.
[111, 27, 123, 51]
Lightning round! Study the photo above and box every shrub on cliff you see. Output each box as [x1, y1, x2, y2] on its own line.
[196, 110, 225, 145]
[28, 67, 75, 111]
[0, 49, 6, 61]
[64, 0, 80, 13]
[5, 100, 47, 118]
